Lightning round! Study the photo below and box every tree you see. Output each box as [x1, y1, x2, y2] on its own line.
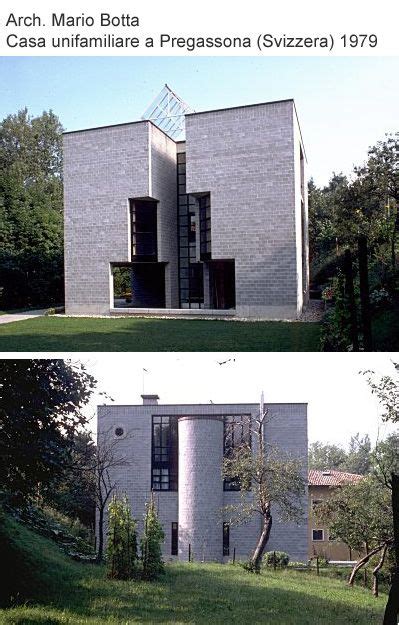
[343, 433, 371, 475]
[106, 493, 138, 579]
[222, 406, 305, 572]
[308, 441, 347, 471]
[92, 426, 130, 562]
[315, 476, 393, 593]
[141, 494, 165, 580]
[44, 430, 97, 529]
[0, 108, 64, 308]
[354, 133, 398, 270]
[0, 360, 95, 499]
[363, 363, 399, 623]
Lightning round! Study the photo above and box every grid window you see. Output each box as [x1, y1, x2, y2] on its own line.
[177, 154, 204, 308]
[151, 416, 178, 491]
[224, 415, 251, 491]
[199, 194, 211, 260]
[130, 200, 158, 261]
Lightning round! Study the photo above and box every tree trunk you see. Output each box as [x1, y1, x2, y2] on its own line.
[373, 543, 388, 598]
[97, 507, 104, 562]
[383, 473, 399, 624]
[250, 508, 272, 573]
[358, 235, 372, 351]
[348, 543, 386, 586]
[344, 248, 359, 351]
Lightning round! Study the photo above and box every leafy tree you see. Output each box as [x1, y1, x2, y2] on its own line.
[45, 431, 97, 529]
[316, 476, 392, 554]
[371, 433, 399, 487]
[0, 360, 95, 500]
[141, 494, 165, 580]
[343, 433, 371, 475]
[315, 477, 393, 595]
[92, 426, 130, 562]
[0, 108, 64, 308]
[308, 441, 347, 471]
[106, 494, 138, 580]
[222, 406, 305, 572]
[353, 133, 399, 270]
[363, 363, 399, 623]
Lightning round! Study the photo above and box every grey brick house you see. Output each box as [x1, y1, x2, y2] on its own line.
[64, 98, 309, 319]
[98, 395, 308, 563]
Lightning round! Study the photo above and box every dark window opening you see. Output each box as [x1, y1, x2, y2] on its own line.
[130, 199, 158, 261]
[209, 260, 235, 310]
[223, 415, 251, 491]
[114, 427, 124, 437]
[171, 522, 178, 555]
[112, 264, 165, 309]
[199, 194, 211, 261]
[152, 416, 178, 491]
[223, 523, 230, 556]
[312, 529, 324, 541]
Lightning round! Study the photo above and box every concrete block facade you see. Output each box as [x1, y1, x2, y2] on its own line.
[185, 101, 308, 318]
[64, 121, 178, 314]
[97, 397, 308, 563]
[64, 98, 308, 319]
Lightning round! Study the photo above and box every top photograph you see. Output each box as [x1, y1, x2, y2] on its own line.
[0, 56, 397, 351]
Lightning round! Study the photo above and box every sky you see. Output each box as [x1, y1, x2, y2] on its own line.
[64, 351, 399, 447]
[0, 56, 397, 185]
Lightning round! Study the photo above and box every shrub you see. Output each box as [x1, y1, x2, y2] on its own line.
[106, 494, 138, 580]
[263, 551, 290, 568]
[141, 495, 164, 580]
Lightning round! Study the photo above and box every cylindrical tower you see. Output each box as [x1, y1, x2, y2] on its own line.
[178, 415, 224, 562]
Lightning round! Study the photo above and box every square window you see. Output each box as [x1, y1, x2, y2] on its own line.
[312, 529, 324, 541]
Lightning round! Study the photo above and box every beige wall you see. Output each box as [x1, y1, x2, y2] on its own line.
[308, 485, 363, 561]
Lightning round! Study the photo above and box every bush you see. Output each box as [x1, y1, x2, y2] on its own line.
[263, 551, 290, 568]
[141, 495, 164, 580]
[106, 494, 138, 580]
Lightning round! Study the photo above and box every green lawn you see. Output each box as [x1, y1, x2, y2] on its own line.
[0, 316, 321, 352]
[0, 511, 386, 625]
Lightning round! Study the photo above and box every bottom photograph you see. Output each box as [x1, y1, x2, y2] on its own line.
[1, 353, 398, 625]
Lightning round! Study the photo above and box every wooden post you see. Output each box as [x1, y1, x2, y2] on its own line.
[344, 248, 359, 350]
[364, 567, 368, 588]
[316, 557, 320, 577]
[358, 235, 372, 350]
[273, 551, 277, 571]
[233, 547, 236, 565]
[188, 543, 191, 563]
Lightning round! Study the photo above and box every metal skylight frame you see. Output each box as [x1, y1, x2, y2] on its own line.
[141, 84, 194, 140]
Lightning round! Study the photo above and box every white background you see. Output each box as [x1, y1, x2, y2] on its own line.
[0, 0, 398, 56]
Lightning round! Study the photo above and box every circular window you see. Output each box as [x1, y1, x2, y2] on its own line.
[115, 426, 124, 437]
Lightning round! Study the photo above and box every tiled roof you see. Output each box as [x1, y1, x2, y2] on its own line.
[309, 469, 363, 487]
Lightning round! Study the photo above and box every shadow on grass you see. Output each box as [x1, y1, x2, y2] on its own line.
[5, 563, 384, 625]
[0, 317, 321, 352]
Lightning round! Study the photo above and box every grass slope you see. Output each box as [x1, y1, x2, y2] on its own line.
[0, 512, 386, 625]
[0, 316, 321, 352]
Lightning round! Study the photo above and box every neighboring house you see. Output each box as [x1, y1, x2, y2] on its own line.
[64, 96, 308, 319]
[97, 394, 308, 563]
[308, 469, 364, 561]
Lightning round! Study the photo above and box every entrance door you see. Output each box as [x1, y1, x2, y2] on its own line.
[209, 260, 235, 309]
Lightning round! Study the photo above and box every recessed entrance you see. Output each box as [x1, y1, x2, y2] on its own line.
[112, 263, 166, 308]
[209, 260, 235, 310]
